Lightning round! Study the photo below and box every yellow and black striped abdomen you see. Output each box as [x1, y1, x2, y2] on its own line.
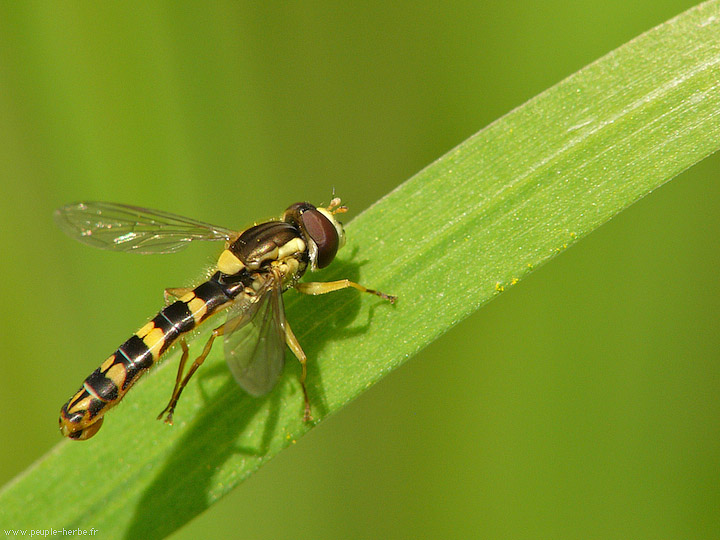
[59, 273, 239, 440]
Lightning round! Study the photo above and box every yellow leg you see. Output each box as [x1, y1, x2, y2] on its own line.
[291, 279, 394, 421]
[295, 280, 397, 303]
[164, 287, 193, 305]
[157, 324, 225, 424]
[160, 337, 190, 420]
[284, 320, 312, 421]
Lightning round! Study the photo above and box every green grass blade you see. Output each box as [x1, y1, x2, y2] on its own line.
[2, 1, 719, 537]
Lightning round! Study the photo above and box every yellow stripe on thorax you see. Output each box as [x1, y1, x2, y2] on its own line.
[278, 237, 305, 259]
[217, 249, 245, 274]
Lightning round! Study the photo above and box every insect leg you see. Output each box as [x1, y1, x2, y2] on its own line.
[156, 337, 191, 422]
[157, 323, 226, 425]
[164, 287, 193, 304]
[295, 280, 397, 303]
[283, 320, 312, 421]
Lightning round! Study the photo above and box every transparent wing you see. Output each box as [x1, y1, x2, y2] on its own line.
[224, 275, 286, 396]
[54, 201, 236, 254]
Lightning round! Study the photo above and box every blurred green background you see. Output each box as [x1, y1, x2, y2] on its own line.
[1, 2, 718, 539]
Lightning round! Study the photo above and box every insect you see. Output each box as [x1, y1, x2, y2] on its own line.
[56, 198, 395, 440]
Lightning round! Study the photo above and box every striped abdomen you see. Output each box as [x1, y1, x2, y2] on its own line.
[59, 273, 240, 440]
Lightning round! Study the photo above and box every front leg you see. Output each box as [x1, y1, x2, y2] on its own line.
[295, 280, 396, 303]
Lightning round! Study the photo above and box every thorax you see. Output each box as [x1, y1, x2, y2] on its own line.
[216, 221, 309, 286]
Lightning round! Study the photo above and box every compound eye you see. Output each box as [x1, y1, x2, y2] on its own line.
[301, 209, 339, 268]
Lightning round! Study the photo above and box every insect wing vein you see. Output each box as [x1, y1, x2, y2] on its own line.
[54, 201, 235, 253]
[224, 276, 286, 397]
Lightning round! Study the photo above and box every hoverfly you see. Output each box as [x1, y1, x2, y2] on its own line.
[55, 199, 395, 440]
